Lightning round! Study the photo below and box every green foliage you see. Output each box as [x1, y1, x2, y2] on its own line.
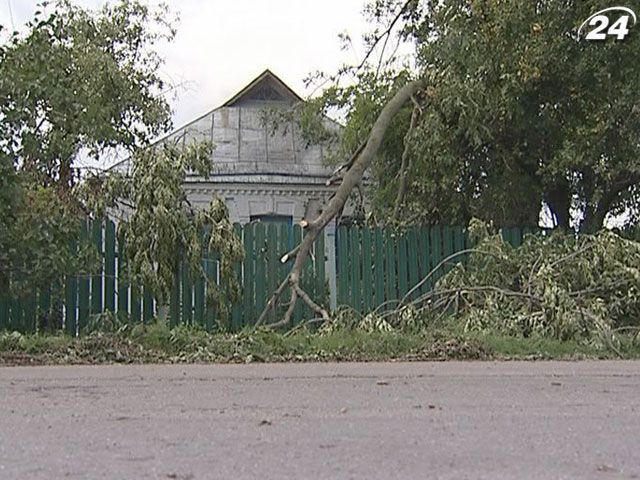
[0, 0, 175, 297]
[0, 0, 173, 185]
[6, 319, 639, 365]
[436, 222, 640, 344]
[408, 1, 640, 231]
[92, 140, 244, 316]
[1, 186, 98, 295]
[309, 0, 640, 230]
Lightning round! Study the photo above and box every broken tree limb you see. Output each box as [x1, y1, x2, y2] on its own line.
[326, 140, 367, 186]
[255, 277, 289, 327]
[258, 78, 427, 329]
[392, 102, 422, 219]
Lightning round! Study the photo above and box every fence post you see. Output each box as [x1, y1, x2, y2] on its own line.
[325, 221, 338, 310]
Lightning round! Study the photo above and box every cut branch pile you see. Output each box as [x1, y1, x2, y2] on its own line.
[377, 220, 640, 351]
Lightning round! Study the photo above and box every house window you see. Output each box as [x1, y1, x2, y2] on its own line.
[250, 215, 293, 226]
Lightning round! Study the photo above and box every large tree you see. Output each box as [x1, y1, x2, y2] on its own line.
[306, 0, 640, 232]
[0, 0, 246, 322]
[0, 0, 173, 188]
[261, 0, 640, 325]
[0, 0, 176, 294]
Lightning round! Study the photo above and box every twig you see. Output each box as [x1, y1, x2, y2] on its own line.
[294, 284, 330, 322]
[355, 0, 414, 74]
[398, 249, 504, 307]
[255, 277, 289, 327]
[283, 317, 326, 337]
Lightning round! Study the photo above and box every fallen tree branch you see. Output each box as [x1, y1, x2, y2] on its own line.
[295, 284, 331, 322]
[398, 248, 505, 307]
[392, 101, 422, 218]
[255, 277, 289, 327]
[259, 78, 427, 329]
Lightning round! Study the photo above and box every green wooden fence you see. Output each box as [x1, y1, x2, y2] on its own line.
[0, 219, 325, 334]
[335, 225, 534, 313]
[0, 220, 535, 334]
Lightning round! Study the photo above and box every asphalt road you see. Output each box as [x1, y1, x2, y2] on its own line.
[0, 361, 639, 480]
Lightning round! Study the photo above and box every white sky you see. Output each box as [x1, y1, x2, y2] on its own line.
[0, 0, 367, 129]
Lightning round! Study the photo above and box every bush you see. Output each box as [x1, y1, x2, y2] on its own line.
[430, 221, 640, 343]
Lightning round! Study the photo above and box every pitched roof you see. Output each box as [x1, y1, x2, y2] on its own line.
[222, 69, 303, 106]
[107, 70, 308, 172]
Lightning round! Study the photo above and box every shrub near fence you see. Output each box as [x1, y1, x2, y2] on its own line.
[0, 219, 325, 334]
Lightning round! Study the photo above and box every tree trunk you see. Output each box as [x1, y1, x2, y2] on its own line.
[545, 185, 571, 230]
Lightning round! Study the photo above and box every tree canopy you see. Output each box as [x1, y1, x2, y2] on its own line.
[0, 0, 176, 293]
[0, 0, 173, 188]
[0, 1, 242, 312]
[306, 0, 640, 232]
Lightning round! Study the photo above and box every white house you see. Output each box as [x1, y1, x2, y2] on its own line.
[113, 69, 353, 306]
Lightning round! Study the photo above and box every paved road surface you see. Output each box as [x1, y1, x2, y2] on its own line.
[1, 362, 639, 479]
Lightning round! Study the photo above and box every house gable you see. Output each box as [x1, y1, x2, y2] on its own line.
[223, 69, 302, 107]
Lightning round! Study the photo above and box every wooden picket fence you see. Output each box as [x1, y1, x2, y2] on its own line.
[0, 219, 325, 334]
[335, 225, 533, 313]
[0, 221, 535, 334]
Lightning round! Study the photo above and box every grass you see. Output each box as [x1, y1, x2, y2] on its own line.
[1, 320, 639, 366]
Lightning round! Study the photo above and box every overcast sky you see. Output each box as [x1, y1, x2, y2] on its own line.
[0, 0, 367, 128]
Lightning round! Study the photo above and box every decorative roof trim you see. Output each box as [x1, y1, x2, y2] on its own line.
[183, 186, 336, 197]
[222, 69, 303, 107]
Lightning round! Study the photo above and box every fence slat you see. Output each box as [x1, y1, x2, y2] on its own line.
[292, 225, 303, 324]
[267, 224, 278, 324]
[276, 223, 291, 323]
[373, 228, 385, 308]
[65, 274, 77, 336]
[316, 229, 326, 308]
[397, 232, 409, 299]
[169, 265, 180, 328]
[181, 259, 193, 326]
[0, 294, 9, 331]
[337, 227, 349, 306]
[254, 223, 267, 323]
[362, 228, 373, 312]
[243, 223, 255, 326]
[231, 223, 243, 331]
[407, 229, 419, 300]
[21, 292, 36, 333]
[443, 226, 454, 274]
[78, 221, 90, 332]
[350, 228, 362, 312]
[117, 231, 129, 320]
[90, 220, 103, 315]
[385, 230, 397, 303]
[194, 242, 205, 327]
[204, 252, 217, 331]
[418, 227, 431, 293]
[301, 228, 315, 321]
[430, 226, 443, 285]
[453, 226, 466, 265]
[10, 297, 23, 332]
[104, 220, 116, 313]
